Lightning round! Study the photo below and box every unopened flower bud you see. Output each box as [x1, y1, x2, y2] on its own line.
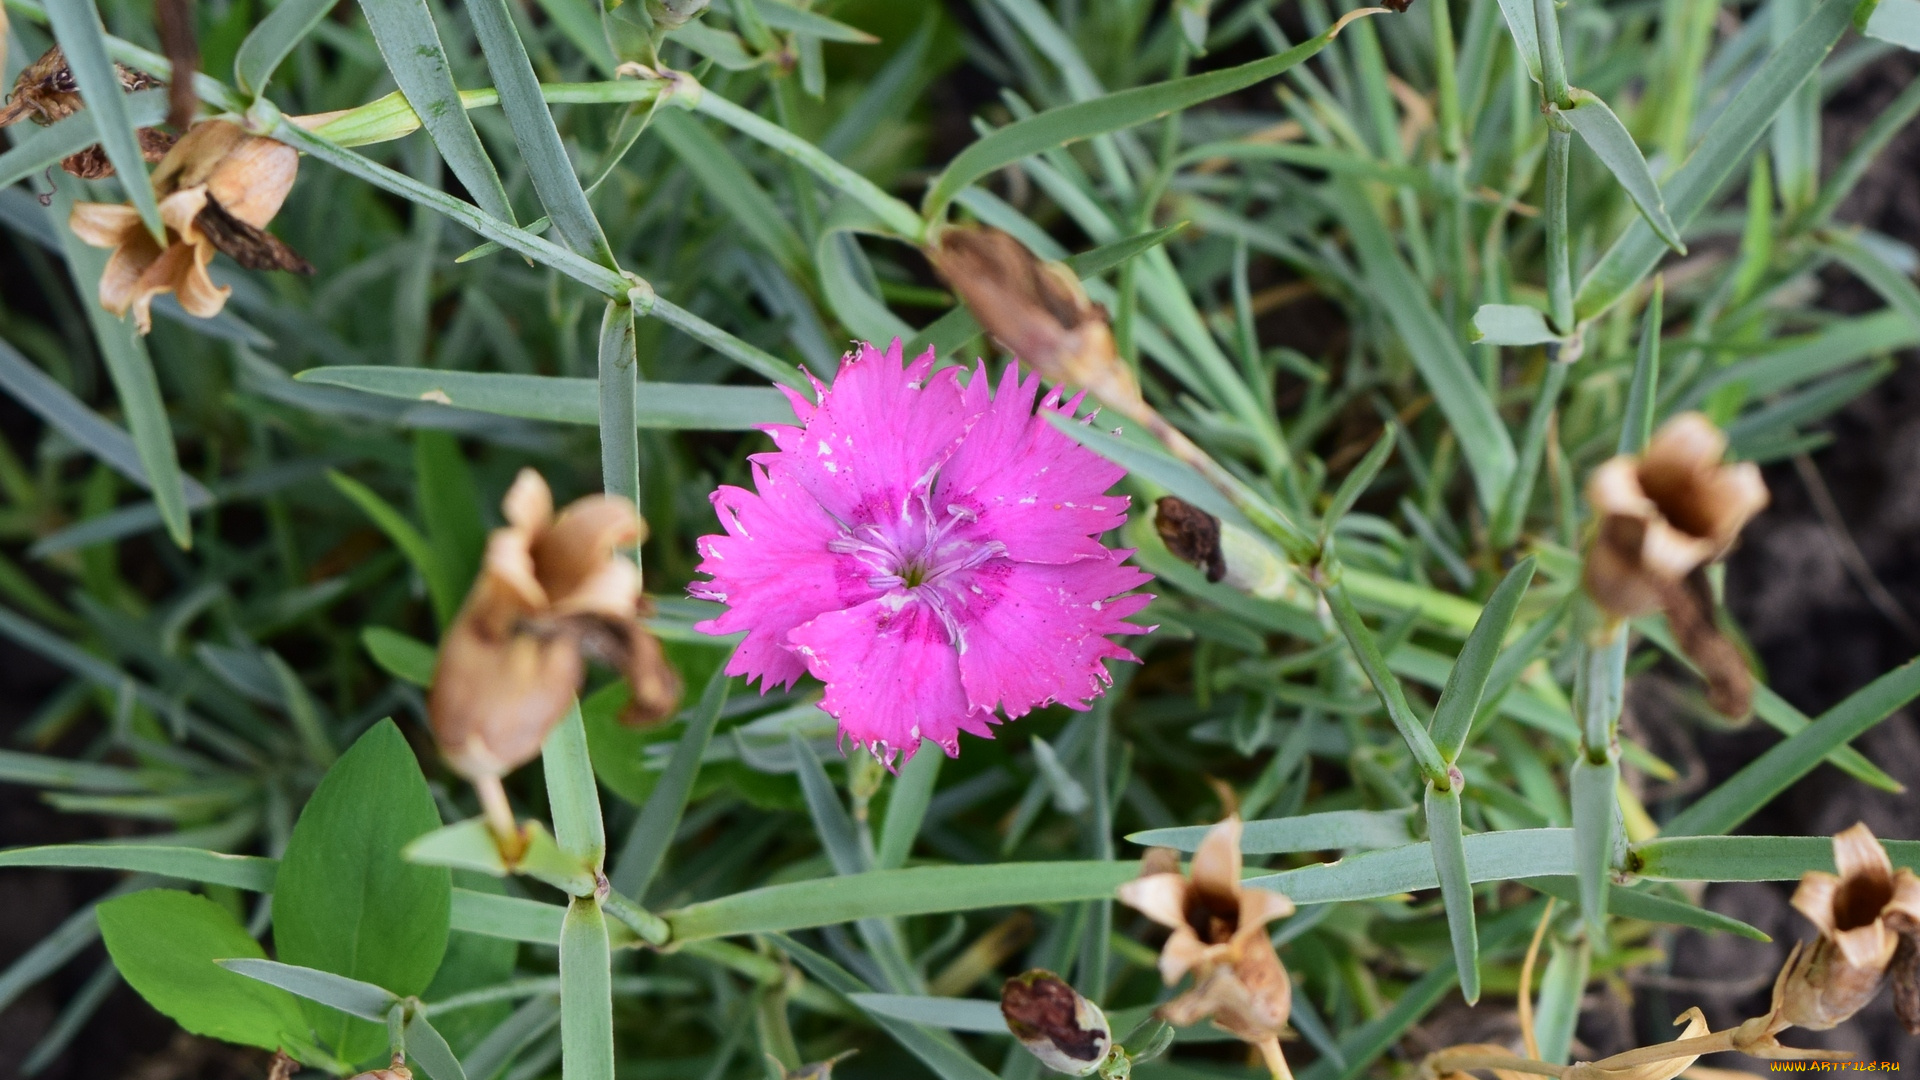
[1002, 970, 1113, 1076]
[645, 0, 709, 28]
[926, 225, 1146, 424]
[1153, 497, 1306, 604]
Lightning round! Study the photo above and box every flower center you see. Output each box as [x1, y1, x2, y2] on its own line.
[826, 489, 1005, 649]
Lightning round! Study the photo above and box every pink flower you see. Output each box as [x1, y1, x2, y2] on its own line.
[691, 340, 1152, 763]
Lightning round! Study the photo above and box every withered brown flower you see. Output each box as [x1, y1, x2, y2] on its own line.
[1583, 412, 1766, 717]
[1117, 817, 1295, 1075]
[925, 225, 1146, 423]
[1001, 969, 1113, 1076]
[1776, 823, 1920, 1031]
[0, 46, 174, 178]
[69, 120, 311, 333]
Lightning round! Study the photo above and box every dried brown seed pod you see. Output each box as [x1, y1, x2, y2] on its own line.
[1001, 969, 1113, 1076]
[1154, 496, 1225, 583]
[0, 46, 162, 128]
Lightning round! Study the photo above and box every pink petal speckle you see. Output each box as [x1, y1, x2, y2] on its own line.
[692, 340, 1153, 762]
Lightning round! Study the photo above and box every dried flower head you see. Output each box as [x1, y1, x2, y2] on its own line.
[1002, 969, 1113, 1076]
[0, 46, 174, 179]
[691, 340, 1151, 764]
[347, 1060, 411, 1080]
[1583, 412, 1766, 717]
[431, 468, 681, 788]
[926, 225, 1146, 424]
[1152, 497, 1308, 605]
[69, 120, 311, 333]
[1116, 817, 1294, 1052]
[1777, 823, 1920, 1030]
[1154, 496, 1225, 583]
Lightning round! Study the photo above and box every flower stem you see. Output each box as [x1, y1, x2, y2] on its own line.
[1257, 1036, 1293, 1080]
[474, 774, 521, 857]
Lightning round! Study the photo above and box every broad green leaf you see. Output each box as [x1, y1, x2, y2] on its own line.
[1333, 187, 1515, 512]
[1660, 655, 1920, 837]
[295, 367, 793, 429]
[923, 12, 1371, 220]
[0, 844, 276, 890]
[467, 0, 612, 262]
[362, 626, 436, 687]
[417, 878, 516, 1055]
[275, 720, 451, 1064]
[666, 861, 1137, 942]
[1425, 784, 1479, 1003]
[1128, 808, 1417, 853]
[542, 702, 606, 869]
[1244, 828, 1574, 899]
[0, 88, 165, 190]
[1632, 835, 1920, 882]
[1864, 0, 1920, 49]
[328, 470, 455, 626]
[44, 0, 162, 239]
[1575, 0, 1857, 321]
[608, 666, 730, 898]
[876, 741, 942, 870]
[1469, 304, 1559, 346]
[413, 431, 485, 620]
[98, 889, 311, 1055]
[1561, 90, 1683, 252]
[47, 180, 195, 547]
[233, 0, 336, 93]
[1431, 558, 1536, 760]
[560, 899, 614, 1080]
[654, 108, 807, 272]
[218, 958, 399, 1021]
[352, 0, 514, 223]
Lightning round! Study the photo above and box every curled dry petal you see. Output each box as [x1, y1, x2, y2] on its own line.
[430, 469, 681, 781]
[1116, 817, 1295, 1048]
[1777, 823, 1920, 1030]
[1583, 413, 1767, 717]
[68, 119, 308, 333]
[1001, 969, 1113, 1076]
[925, 225, 1147, 424]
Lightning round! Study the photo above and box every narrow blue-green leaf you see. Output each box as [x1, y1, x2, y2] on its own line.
[817, 202, 916, 345]
[877, 740, 941, 871]
[777, 936, 999, 1080]
[1828, 233, 1920, 335]
[923, 15, 1361, 219]
[1469, 304, 1559, 346]
[1569, 756, 1619, 947]
[0, 844, 277, 890]
[1493, 0, 1542, 83]
[1661, 655, 1920, 837]
[404, 1013, 469, 1080]
[44, 0, 163, 240]
[1046, 410, 1246, 530]
[362, 627, 435, 687]
[597, 300, 640, 510]
[1685, 310, 1920, 408]
[264, 651, 337, 767]
[406, 820, 509, 877]
[654, 109, 806, 271]
[1864, 0, 1920, 48]
[1633, 835, 1920, 882]
[234, 0, 337, 94]
[1534, 939, 1587, 1065]
[542, 701, 605, 869]
[1333, 186, 1515, 511]
[1325, 582, 1452, 784]
[1244, 828, 1574, 900]
[1561, 90, 1683, 252]
[1321, 432, 1395, 538]
[353, 0, 514, 223]
[753, 0, 877, 42]
[791, 729, 871, 877]
[0, 88, 165, 190]
[559, 898, 614, 1080]
[665, 861, 1137, 942]
[1425, 783, 1479, 1002]
[609, 667, 730, 898]
[645, 295, 811, 391]
[217, 959, 399, 1021]
[1432, 558, 1536, 760]
[294, 367, 792, 430]
[1127, 808, 1417, 853]
[1520, 877, 1769, 941]
[467, 0, 611, 260]
[47, 182, 194, 547]
[449, 888, 565, 944]
[1575, 0, 1857, 321]
[1619, 280, 1662, 455]
[849, 995, 1006, 1033]
[0, 337, 211, 506]
[0, 750, 148, 792]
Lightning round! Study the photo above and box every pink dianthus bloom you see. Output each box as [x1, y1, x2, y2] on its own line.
[691, 340, 1153, 763]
